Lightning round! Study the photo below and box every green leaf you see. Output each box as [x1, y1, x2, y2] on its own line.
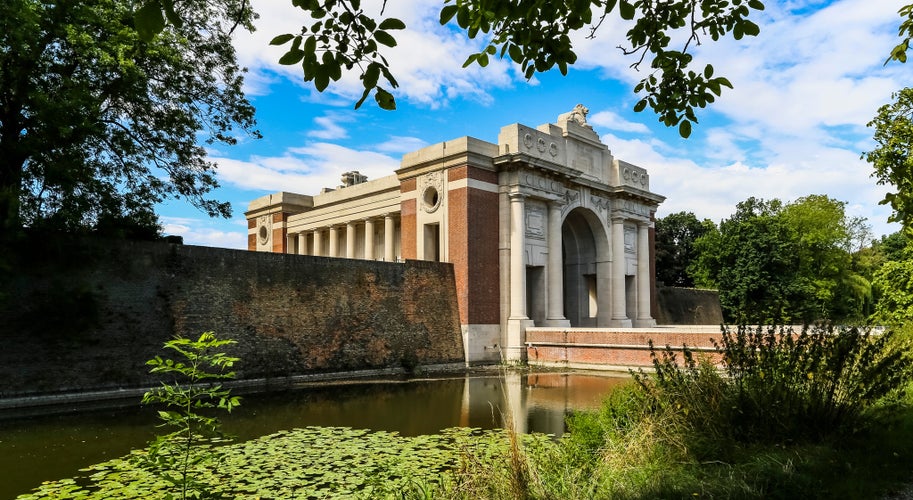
[278, 49, 304, 65]
[363, 63, 380, 89]
[462, 53, 478, 68]
[748, 0, 765, 10]
[619, 1, 636, 20]
[135, 1, 166, 41]
[374, 30, 397, 48]
[378, 18, 406, 30]
[742, 21, 761, 37]
[162, 0, 182, 28]
[508, 43, 523, 63]
[440, 5, 458, 25]
[375, 88, 396, 110]
[679, 120, 692, 138]
[633, 99, 648, 113]
[270, 34, 295, 46]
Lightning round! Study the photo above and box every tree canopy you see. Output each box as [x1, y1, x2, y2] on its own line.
[654, 211, 714, 288]
[690, 196, 872, 324]
[0, 0, 259, 234]
[139, 0, 765, 138]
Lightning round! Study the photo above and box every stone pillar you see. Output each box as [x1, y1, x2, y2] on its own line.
[364, 218, 376, 260]
[611, 216, 631, 327]
[506, 192, 532, 363]
[313, 230, 323, 257]
[328, 226, 338, 257]
[346, 222, 356, 259]
[298, 232, 307, 255]
[286, 234, 297, 254]
[546, 200, 570, 326]
[634, 221, 656, 327]
[509, 193, 528, 320]
[384, 214, 396, 262]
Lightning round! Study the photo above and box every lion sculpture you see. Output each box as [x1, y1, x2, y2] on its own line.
[557, 104, 592, 129]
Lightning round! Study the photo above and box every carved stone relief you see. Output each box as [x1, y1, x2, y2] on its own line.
[422, 171, 444, 213]
[591, 195, 611, 217]
[526, 205, 546, 240]
[560, 189, 581, 216]
[522, 173, 563, 194]
[622, 165, 649, 189]
[257, 215, 271, 247]
[522, 132, 560, 160]
[624, 226, 636, 254]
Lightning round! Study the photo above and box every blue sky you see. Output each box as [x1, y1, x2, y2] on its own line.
[157, 0, 912, 249]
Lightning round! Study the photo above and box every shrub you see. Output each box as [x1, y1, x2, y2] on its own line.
[641, 324, 913, 450]
[137, 332, 241, 500]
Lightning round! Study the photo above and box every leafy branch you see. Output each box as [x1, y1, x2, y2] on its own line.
[271, 0, 403, 110]
[138, 332, 241, 500]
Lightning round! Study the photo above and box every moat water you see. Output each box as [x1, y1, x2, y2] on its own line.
[0, 372, 629, 498]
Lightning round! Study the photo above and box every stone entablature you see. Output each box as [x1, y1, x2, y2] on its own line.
[245, 105, 666, 366]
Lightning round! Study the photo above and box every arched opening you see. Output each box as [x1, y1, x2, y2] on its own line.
[561, 208, 609, 327]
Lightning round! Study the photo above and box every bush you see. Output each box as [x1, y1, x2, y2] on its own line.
[641, 324, 913, 450]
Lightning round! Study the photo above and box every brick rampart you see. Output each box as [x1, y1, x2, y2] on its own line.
[0, 234, 464, 398]
[526, 326, 725, 370]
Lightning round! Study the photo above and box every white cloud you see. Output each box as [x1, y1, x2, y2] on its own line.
[235, 0, 518, 108]
[373, 135, 429, 154]
[161, 216, 248, 250]
[308, 112, 354, 140]
[212, 142, 400, 194]
[589, 110, 650, 133]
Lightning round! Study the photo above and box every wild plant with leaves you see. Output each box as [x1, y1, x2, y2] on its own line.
[639, 324, 913, 452]
[138, 332, 241, 500]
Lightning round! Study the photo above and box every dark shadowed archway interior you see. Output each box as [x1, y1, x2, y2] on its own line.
[562, 208, 602, 327]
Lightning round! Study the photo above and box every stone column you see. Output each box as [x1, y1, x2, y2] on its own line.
[286, 234, 297, 254]
[634, 221, 656, 327]
[546, 200, 570, 326]
[611, 216, 631, 327]
[298, 232, 307, 255]
[364, 218, 376, 260]
[313, 230, 323, 257]
[346, 222, 356, 259]
[509, 193, 528, 320]
[506, 192, 532, 363]
[328, 226, 338, 257]
[384, 214, 396, 262]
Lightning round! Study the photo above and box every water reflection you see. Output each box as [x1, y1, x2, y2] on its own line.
[0, 372, 628, 498]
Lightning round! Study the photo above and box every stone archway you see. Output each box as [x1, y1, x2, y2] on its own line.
[561, 208, 610, 327]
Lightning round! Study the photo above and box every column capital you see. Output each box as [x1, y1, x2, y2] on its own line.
[508, 191, 528, 201]
[611, 215, 626, 224]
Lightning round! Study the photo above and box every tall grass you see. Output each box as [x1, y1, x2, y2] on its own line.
[422, 323, 913, 499]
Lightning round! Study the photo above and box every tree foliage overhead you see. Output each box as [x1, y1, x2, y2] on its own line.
[0, 0, 260, 234]
[261, 0, 765, 138]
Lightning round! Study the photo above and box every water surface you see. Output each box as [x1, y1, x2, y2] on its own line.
[0, 372, 628, 498]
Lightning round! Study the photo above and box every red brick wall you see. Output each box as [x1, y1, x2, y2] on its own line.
[0, 235, 465, 397]
[401, 198, 416, 260]
[526, 328, 724, 368]
[271, 212, 287, 253]
[447, 166, 499, 326]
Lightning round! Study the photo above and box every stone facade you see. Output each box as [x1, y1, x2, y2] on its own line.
[247, 107, 665, 364]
